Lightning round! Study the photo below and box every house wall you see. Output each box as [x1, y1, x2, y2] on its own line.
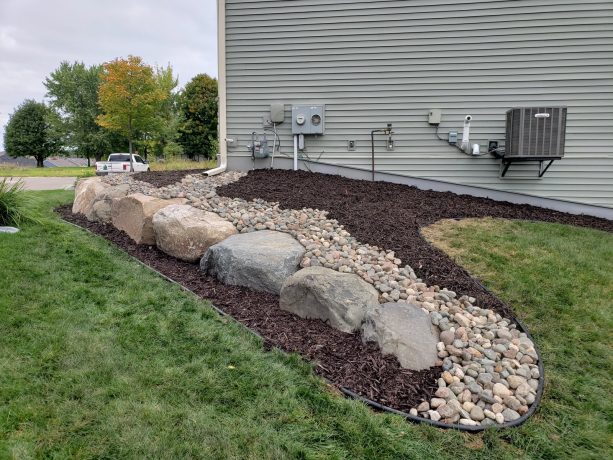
[223, 0, 613, 211]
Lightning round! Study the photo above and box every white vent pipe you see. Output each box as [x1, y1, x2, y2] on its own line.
[461, 115, 472, 154]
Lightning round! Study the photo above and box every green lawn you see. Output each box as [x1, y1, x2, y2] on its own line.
[149, 158, 216, 171]
[0, 194, 611, 459]
[0, 159, 215, 179]
[0, 166, 95, 178]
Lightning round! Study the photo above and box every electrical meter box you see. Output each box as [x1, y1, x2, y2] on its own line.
[291, 105, 325, 135]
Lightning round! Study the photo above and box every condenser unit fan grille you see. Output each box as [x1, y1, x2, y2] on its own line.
[505, 107, 567, 159]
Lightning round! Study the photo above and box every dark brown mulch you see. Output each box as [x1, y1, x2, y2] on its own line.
[57, 206, 441, 412]
[132, 169, 208, 188]
[218, 169, 613, 319]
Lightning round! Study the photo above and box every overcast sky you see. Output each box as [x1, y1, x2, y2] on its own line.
[0, 0, 218, 150]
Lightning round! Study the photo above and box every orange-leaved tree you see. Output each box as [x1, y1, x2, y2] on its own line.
[96, 55, 165, 170]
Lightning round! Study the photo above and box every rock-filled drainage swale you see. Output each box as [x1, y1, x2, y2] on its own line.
[60, 169, 613, 429]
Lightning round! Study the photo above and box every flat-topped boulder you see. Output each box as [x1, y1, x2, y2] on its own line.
[72, 177, 109, 215]
[280, 267, 379, 333]
[111, 193, 186, 245]
[153, 204, 237, 262]
[0, 226, 19, 234]
[200, 230, 305, 294]
[362, 302, 439, 370]
[86, 184, 130, 223]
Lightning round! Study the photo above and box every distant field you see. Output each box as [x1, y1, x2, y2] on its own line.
[0, 158, 216, 178]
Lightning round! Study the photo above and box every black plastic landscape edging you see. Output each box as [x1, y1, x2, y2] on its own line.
[61, 217, 545, 432]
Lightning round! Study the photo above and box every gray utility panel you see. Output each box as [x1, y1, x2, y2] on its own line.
[291, 105, 325, 135]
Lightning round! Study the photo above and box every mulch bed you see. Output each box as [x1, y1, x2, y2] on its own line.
[132, 169, 208, 188]
[59, 169, 611, 416]
[218, 169, 613, 318]
[57, 206, 441, 412]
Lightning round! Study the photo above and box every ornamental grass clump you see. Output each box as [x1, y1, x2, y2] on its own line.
[0, 178, 35, 226]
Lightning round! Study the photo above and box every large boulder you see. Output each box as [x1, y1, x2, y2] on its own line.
[362, 302, 439, 370]
[200, 230, 305, 294]
[72, 177, 109, 215]
[153, 204, 238, 262]
[279, 267, 379, 333]
[111, 193, 186, 245]
[86, 184, 130, 223]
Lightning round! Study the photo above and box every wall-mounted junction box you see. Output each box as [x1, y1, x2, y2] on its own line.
[448, 130, 458, 144]
[270, 103, 285, 123]
[292, 105, 325, 135]
[428, 109, 442, 125]
[347, 140, 356, 151]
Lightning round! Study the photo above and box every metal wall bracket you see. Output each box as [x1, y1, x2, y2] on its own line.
[500, 158, 559, 178]
[537, 160, 555, 177]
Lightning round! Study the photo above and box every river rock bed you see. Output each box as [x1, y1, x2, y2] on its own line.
[96, 170, 553, 427]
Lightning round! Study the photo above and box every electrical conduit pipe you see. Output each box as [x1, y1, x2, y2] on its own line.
[293, 135, 299, 171]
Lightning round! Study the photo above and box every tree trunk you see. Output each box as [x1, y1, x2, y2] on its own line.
[36, 156, 44, 168]
[87, 155, 91, 167]
[128, 117, 134, 172]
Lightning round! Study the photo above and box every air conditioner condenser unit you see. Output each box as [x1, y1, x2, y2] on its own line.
[501, 106, 567, 177]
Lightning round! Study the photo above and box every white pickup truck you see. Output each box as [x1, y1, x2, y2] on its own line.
[95, 153, 150, 175]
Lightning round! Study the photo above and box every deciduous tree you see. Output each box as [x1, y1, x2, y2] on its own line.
[177, 74, 218, 160]
[45, 61, 121, 165]
[136, 64, 180, 160]
[96, 56, 164, 170]
[3, 100, 62, 167]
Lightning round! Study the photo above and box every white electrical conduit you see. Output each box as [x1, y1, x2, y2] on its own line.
[293, 135, 299, 171]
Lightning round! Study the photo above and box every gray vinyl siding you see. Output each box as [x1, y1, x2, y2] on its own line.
[224, 0, 613, 209]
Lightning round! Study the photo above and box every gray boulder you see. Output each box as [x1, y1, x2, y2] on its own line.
[86, 184, 130, 222]
[279, 267, 379, 333]
[200, 230, 305, 294]
[362, 302, 439, 370]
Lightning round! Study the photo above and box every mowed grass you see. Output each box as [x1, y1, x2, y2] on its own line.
[422, 218, 613, 459]
[0, 158, 215, 178]
[0, 165, 95, 178]
[0, 195, 611, 459]
[149, 158, 216, 171]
